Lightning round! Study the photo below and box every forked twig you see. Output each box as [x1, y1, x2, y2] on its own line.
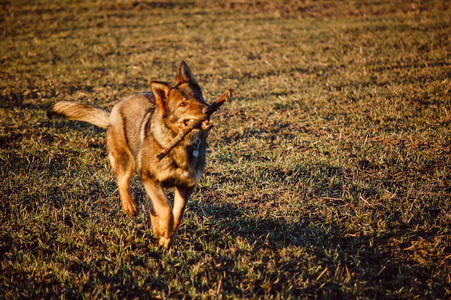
[157, 89, 233, 160]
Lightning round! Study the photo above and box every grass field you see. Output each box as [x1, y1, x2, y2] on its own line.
[1, 0, 450, 298]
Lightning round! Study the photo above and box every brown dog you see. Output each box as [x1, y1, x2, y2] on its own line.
[48, 62, 212, 248]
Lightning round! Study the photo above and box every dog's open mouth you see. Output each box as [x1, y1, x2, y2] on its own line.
[180, 118, 213, 130]
[182, 119, 192, 127]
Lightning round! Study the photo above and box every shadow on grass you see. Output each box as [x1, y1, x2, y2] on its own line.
[181, 196, 447, 298]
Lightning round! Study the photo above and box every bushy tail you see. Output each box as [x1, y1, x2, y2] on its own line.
[47, 101, 111, 129]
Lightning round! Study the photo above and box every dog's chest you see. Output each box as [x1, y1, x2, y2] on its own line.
[161, 145, 205, 186]
[138, 143, 205, 187]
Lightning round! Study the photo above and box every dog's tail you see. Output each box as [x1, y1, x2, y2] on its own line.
[47, 101, 111, 129]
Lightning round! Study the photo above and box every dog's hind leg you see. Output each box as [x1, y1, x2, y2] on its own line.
[107, 126, 138, 217]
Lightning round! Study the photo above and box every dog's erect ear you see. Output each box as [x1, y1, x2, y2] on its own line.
[151, 81, 171, 112]
[176, 61, 198, 85]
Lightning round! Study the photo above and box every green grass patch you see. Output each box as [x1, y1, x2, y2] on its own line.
[1, 0, 450, 298]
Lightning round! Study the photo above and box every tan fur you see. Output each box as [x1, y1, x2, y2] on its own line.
[48, 62, 210, 248]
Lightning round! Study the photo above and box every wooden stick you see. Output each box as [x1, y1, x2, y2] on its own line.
[156, 89, 233, 160]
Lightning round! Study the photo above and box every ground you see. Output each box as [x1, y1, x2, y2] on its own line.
[1, 0, 450, 298]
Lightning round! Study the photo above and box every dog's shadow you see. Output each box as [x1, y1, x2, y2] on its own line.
[182, 198, 410, 289]
[185, 198, 328, 250]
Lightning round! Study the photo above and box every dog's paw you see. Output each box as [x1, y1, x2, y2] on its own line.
[158, 236, 172, 249]
[121, 198, 138, 217]
[123, 207, 138, 217]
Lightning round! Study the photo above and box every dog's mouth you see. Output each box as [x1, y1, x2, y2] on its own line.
[180, 118, 213, 131]
[182, 119, 192, 128]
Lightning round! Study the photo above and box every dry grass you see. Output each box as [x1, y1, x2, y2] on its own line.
[1, 0, 450, 298]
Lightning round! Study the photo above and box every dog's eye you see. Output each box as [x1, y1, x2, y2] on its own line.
[179, 101, 187, 107]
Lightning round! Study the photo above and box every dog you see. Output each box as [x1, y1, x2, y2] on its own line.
[48, 61, 213, 248]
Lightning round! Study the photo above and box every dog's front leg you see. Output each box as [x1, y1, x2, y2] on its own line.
[173, 186, 193, 234]
[142, 176, 174, 248]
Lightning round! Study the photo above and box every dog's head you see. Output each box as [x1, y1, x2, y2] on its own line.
[151, 62, 212, 134]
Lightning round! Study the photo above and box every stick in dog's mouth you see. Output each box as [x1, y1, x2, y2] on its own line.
[200, 119, 213, 130]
